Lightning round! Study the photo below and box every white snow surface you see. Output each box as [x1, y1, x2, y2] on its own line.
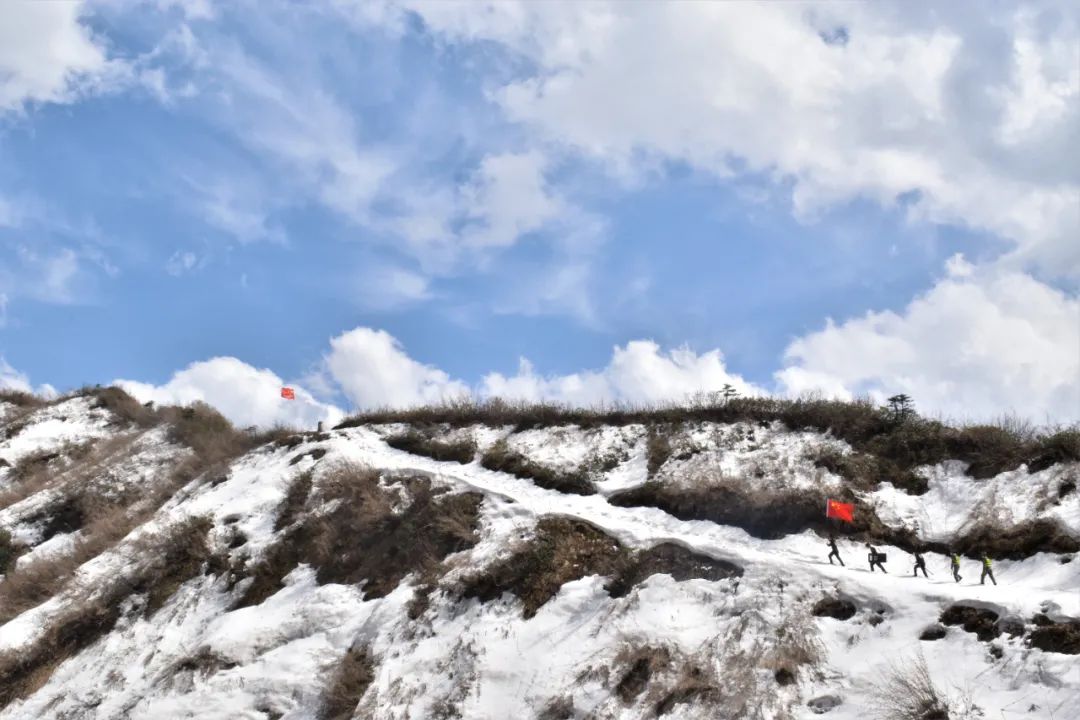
[0, 417, 1077, 719]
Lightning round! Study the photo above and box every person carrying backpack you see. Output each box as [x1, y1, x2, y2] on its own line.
[980, 553, 997, 586]
[913, 550, 928, 578]
[866, 542, 887, 573]
[827, 532, 845, 566]
[950, 551, 962, 583]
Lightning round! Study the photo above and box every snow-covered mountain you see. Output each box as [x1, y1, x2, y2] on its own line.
[0, 389, 1077, 720]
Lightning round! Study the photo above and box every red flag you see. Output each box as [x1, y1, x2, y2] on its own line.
[826, 498, 854, 523]
[280, 387, 296, 400]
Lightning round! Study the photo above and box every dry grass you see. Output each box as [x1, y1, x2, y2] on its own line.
[460, 516, 629, 619]
[385, 429, 477, 464]
[236, 463, 483, 608]
[0, 389, 46, 409]
[0, 516, 215, 709]
[338, 396, 1080, 479]
[480, 439, 596, 495]
[871, 652, 950, 720]
[320, 646, 376, 720]
[0, 527, 16, 574]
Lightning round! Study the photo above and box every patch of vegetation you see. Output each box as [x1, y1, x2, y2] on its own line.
[480, 439, 596, 495]
[870, 652, 950, 720]
[236, 464, 483, 608]
[0, 527, 16, 574]
[606, 543, 742, 598]
[646, 426, 675, 477]
[460, 521, 740, 618]
[337, 397, 1080, 479]
[0, 516, 215, 709]
[460, 517, 629, 618]
[614, 646, 671, 704]
[654, 664, 720, 717]
[0, 389, 46, 409]
[274, 471, 313, 532]
[386, 429, 477, 464]
[320, 646, 376, 720]
[609, 481, 832, 540]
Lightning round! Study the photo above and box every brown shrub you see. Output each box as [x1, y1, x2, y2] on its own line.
[83, 386, 158, 428]
[812, 597, 857, 621]
[386, 429, 477, 464]
[606, 543, 742, 598]
[235, 465, 483, 607]
[274, 471, 313, 532]
[653, 664, 720, 717]
[0, 389, 46, 409]
[460, 517, 629, 618]
[646, 426, 675, 477]
[0, 516, 215, 709]
[320, 646, 376, 720]
[0, 527, 17, 574]
[614, 646, 671, 704]
[480, 439, 595, 495]
[338, 397, 1079, 478]
[609, 481, 830, 540]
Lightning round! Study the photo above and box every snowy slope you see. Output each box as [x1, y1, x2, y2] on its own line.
[0, 396, 1078, 720]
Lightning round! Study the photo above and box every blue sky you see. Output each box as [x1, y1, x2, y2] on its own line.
[0, 1, 1077, 426]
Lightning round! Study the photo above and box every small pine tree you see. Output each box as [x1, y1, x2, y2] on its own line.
[721, 384, 739, 402]
[886, 394, 915, 424]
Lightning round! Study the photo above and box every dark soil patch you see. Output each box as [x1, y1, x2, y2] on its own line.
[481, 439, 595, 496]
[940, 605, 1001, 642]
[236, 466, 483, 607]
[606, 543, 742, 598]
[774, 667, 796, 686]
[386, 430, 477, 464]
[812, 597, 857, 621]
[1027, 619, 1080, 654]
[320, 646, 375, 720]
[920, 625, 947, 641]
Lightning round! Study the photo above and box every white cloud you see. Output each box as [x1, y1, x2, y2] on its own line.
[460, 152, 564, 249]
[0, 1, 120, 112]
[322, 328, 468, 408]
[116, 357, 343, 430]
[354, 265, 432, 310]
[777, 267, 1080, 423]
[481, 342, 763, 406]
[165, 250, 202, 276]
[0, 357, 56, 398]
[394, 1, 1080, 276]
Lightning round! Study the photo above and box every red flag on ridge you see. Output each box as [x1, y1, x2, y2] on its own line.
[826, 498, 854, 523]
[281, 387, 296, 400]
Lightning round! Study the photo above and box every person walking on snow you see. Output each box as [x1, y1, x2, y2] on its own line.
[827, 532, 845, 566]
[866, 542, 887, 573]
[913, 550, 928, 578]
[950, 551, 962, 583]
[980, 553, 997, 586]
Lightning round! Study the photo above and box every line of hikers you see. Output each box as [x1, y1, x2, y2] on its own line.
[826, 533, 997, 585]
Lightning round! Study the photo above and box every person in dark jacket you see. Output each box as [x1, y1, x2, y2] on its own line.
[866, 542, 887, 573]
[950, 551, 962, 583]
[913, 550, 928, 578]
[827, 532, 845, 566]
[980, 553, 997, 586]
